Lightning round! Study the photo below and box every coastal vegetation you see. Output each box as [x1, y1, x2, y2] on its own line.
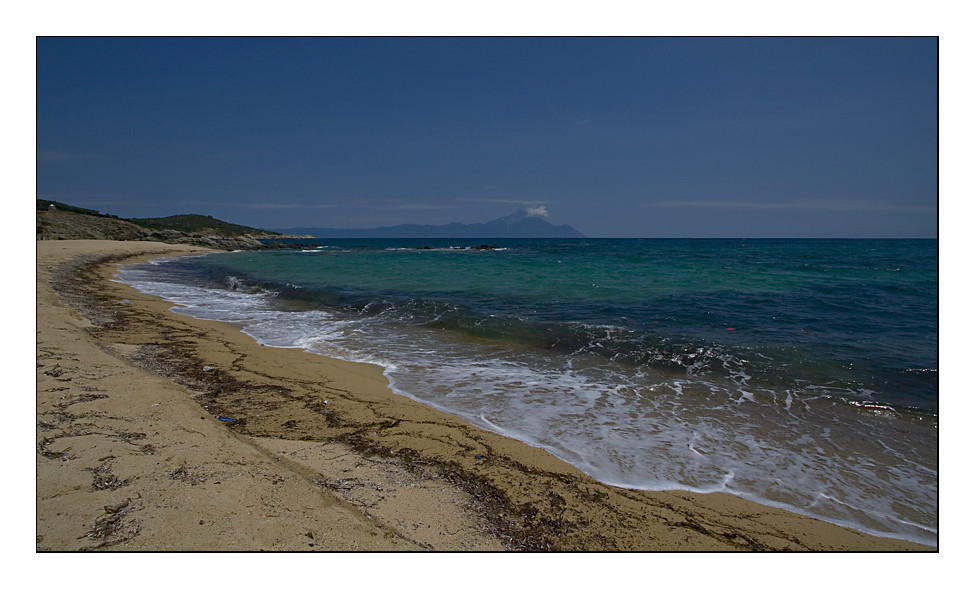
[37, 199, 280, 236]
[127, 213, 281, 237]
[35, 199, 308, 250]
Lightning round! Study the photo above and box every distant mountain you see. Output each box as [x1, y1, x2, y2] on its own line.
[278, 209, 586, 238]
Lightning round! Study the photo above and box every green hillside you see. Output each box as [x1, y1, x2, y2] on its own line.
[128, 214, 280, 237]
[36, 199, 121, 219]
[37, 200, 279, 237]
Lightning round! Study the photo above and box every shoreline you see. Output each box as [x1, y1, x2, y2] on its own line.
[36, 240, 933, 550]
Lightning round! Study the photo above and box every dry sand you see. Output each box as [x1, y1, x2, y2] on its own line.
[36, 240, 933, 551]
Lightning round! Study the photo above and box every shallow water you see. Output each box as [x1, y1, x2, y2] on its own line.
[119, 238, 937, 545]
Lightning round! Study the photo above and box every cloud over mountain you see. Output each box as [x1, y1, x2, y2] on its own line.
[278, 209, 585, 238]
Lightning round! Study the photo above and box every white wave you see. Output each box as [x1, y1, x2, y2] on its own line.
[116, 257, 938, 547]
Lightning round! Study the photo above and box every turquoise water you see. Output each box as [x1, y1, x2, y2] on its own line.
[119, 238, 938, 545]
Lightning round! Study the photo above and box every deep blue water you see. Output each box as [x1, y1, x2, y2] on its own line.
[119, 238, 938, 545]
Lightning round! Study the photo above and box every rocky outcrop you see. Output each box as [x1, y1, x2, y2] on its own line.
[138, 228, 267, 250]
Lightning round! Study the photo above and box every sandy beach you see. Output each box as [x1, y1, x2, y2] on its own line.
[36, 240, 933, 551]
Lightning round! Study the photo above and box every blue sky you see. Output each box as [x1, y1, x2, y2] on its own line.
[36, 37, 937, 237]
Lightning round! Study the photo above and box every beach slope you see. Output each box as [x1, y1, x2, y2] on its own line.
[36, 240, 932, 551]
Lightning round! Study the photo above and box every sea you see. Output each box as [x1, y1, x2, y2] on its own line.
[117, 238, 938, 545]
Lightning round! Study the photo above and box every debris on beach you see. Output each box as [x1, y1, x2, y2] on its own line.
[169, 464, 208, 485]
[88, 461, 129, 491]
[81, 496, 142, 550]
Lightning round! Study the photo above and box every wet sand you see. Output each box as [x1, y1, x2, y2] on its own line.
[36, 240, 933, 551]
